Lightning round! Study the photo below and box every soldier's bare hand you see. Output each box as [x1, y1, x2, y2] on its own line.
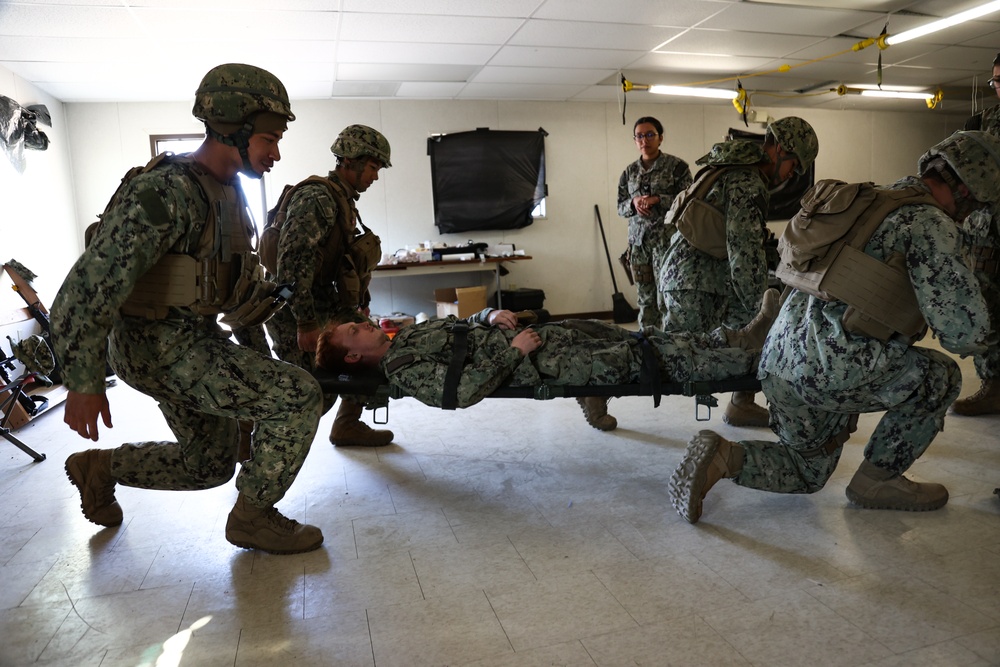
[488, 309, 518, 330]
[511, 329, 541, 356]
[64, 390, 112, 442]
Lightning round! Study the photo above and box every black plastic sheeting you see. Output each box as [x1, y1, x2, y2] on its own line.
[428, 128, 547, 234]
[1, 95, 50, 173]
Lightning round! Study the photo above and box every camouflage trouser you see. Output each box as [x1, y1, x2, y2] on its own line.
[645, 327, 755, 382]
[630, 225, 670, 330]
[734, 346, 960, 494]
[109, 321, 322, 507]
[660, 289, 726, 333]
[962, 209, 1000, 381]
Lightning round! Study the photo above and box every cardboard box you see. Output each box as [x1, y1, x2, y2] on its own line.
[435, 286, 487, 319]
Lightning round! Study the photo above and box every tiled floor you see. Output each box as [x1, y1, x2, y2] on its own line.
[1, 342, 999, 666]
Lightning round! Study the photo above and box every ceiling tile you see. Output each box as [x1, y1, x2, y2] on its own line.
[489, 45, 646, 70]
[394, 82, 468, 97]
[457, 82, 589, 99]
[471, 66, 614, 85]
[339, 13, 522, 44]
[656, 29, 826, 59]
[337, 42, 497, 65]
[700, 3, 885, 37]
[341, 0, 540, 17]
[508, 20, 684, 51]
[336, 63, 478, 82]
[533, 0, 729, 27]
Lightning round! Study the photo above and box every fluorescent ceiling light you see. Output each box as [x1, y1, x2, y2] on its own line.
[886, 0, 1000, 45]
[647, 85, 737, 99]
[859, 89, 935, 100]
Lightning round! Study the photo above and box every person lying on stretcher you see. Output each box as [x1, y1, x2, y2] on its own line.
[315, 289, 778, 420]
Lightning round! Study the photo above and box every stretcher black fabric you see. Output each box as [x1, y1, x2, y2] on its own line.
[312, 367, 762, 403]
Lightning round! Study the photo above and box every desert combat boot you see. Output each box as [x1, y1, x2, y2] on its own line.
[225, 494, 324, 554]
[329, 397, 394, 447]
[845, 459, 948, 512]
[65, 448, 123, 527]
[950, 379, 1000, 416]
[577, 397, 618, 431]
[669, 430, 744, 523]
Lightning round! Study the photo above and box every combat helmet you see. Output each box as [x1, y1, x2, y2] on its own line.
[765, 117, 818, 174]
[192, 63, 294, 177]
[331, 125, 392, 168]
[918, 130, 1000, 206]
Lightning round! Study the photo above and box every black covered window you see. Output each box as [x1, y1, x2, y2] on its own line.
[428, 127, 547, 234]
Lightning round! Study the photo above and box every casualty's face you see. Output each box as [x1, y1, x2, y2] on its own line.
[335, 320, 390, 361]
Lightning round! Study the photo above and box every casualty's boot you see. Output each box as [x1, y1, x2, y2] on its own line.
[576, 396, 617, 431]
[723, 391, 770, 427]
[329, 398, 394, 447]
[669, 430, 744, 524]
[845, 459, 948, 511]
[225, 494, 324, 554]
[65, 449, 123, 527]
[950, 380, 1000, 416]
[723, 288, 780, 352]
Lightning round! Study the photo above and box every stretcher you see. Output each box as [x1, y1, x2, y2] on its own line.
[313, 367, 762, 423]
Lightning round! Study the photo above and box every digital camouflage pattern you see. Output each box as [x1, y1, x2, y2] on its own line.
[658, 140, 770, 331]
[919, 130, 1000, 205]
[379, 308, 755, 409]
[50, 159, 321, 507]
[617, 152, 692, 328]
[959, 117, 1000, 381]
[331, 124, 392, 167]
[738, 176, 990, 493]
[766, 116, 819, 174]
[192, 63, 294, 126]
[266, 171, 371, 411]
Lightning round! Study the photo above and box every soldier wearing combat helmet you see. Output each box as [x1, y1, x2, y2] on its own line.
[265, 124, 395, 447]
[52, 64, 325, 555]
[669, 130, 999, 524]
[652, 116, 819, 431]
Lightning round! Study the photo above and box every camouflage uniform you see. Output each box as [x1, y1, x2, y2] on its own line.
[51, 151, 321, 507]
[658, 140, 770, 331]
[734, 176, 990, 494]
[617, 152, 692, 329]
[961, 105, 1000, 386]
[380, 309, 755, 409]
[266, 172, 365, 411]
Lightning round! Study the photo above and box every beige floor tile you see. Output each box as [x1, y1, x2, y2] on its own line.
[410, 539, 537, 599]
[303, 550, 424, 616]
[702, 588, 894, 667]
[581, 615, 751, 667]
[367, 591, 510, 667]
[234, 610, 374, 667]
[485, 572, 637, 651]
[462, 639, 598, 667]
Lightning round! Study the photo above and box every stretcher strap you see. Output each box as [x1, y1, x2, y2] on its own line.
[632, 331, 662, 408]
[441, 322, 469, 410]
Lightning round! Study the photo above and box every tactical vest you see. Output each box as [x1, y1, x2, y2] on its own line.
[260, 174, 382, 308]
[668, 166, 739, 259]
[775, 179, 942, 342]
[87, 154, 285, 326]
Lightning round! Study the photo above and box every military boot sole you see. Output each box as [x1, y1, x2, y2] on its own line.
[668, 432, 722, 524]
[329, 433, 395, 447]
[845, 486, 948, 512]
[225, 525, 324, 555]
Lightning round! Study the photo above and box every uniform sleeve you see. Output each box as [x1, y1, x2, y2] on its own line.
[50, 171, 192, 394]
[617, 166, 635, 219]
[388, 345, 523, 408]
[722, 171, 769, 315]
[904, 207, 991, 355]
[277, 184, 343, 331]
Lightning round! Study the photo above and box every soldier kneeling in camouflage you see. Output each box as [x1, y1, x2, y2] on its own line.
[52, 64, 324, 555]
[669, 130, 1000, 524]
[313, 289, 779, 411]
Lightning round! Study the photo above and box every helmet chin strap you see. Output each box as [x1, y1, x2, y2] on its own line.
[206, 120, 261, 179]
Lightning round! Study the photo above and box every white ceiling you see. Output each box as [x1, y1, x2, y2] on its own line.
[1, 0, 999, 114]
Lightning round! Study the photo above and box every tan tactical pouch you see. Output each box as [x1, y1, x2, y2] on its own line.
[776, 179, 940, 342]
[671, 166, 735, 259]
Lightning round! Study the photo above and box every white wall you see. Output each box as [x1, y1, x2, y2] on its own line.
[54, 86, 970, 318]
[0, 67, 78, 312]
